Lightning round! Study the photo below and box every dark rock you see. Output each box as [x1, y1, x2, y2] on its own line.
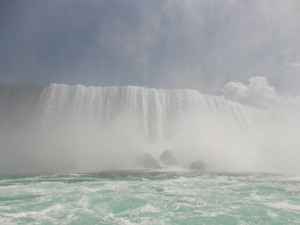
[188, 160, 205, 170]
[140, 153, 162, 169]
[159, 150, 179, 166]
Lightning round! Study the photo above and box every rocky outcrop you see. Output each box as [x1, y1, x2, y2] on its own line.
[188, 160, 205, 170]
[159, 150, 179, 166]
[139, 153, 162, 169]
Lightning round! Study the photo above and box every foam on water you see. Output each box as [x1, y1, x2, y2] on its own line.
[266, 202, 300, 211]
[0, 172, 299, 225]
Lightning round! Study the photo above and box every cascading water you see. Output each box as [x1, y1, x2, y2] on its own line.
[37, 83, 291, 142]
[0, 83, 299, 173]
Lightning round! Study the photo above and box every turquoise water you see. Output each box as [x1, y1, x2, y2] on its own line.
[0, 171, 299, 225]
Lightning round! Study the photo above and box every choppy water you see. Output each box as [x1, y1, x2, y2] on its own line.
[0, 171, 299, 225]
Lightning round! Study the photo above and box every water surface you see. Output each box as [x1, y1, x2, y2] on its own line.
[0, 171, 299, 224]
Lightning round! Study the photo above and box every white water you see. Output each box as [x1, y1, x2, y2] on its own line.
[37, 84, 292, 142]
[1, 84, 300, 173]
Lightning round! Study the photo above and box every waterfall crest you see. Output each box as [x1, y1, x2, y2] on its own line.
[37, 83, 291, 142]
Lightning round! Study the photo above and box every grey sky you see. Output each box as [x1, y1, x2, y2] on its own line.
[1, 0, 300, 94]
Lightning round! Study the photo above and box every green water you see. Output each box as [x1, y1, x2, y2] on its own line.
[0, 171, 299, 224]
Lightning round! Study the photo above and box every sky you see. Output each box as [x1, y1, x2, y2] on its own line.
[0, 0, 300, 94]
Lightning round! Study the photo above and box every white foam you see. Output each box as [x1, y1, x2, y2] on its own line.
[104, 213, 136, 225]
[267, 210, 278, 218]
[139, 204, 159, 213]
[266, 202, 300, 211]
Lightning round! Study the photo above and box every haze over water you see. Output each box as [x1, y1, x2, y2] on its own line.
[1, 0, 300, 224]
[1, 82, 300, 174]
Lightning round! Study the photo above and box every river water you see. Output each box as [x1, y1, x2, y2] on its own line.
[0, 171, 299, 224]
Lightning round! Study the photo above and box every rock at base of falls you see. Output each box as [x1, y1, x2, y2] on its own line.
[188, 161, 206, 170]
[139, 153, 162, 169]
[159, 150, 179, 166]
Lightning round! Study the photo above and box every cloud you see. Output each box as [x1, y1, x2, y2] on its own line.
[0, 0, 300, 93]
[287, 62, 300, 73]
[221, 76, 300, 110]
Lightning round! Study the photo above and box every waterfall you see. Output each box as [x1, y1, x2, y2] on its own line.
[1, 83, 299, 173]
[37, 83, 291, 143]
